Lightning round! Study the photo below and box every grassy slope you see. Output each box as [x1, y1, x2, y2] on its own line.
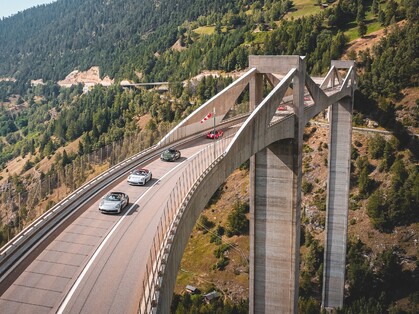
[175, 169, 250, 300]
[285, 0, 322, 19]
[286, 0, 384, 41]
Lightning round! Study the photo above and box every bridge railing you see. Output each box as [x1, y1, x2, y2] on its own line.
[139, 132, 234, 313]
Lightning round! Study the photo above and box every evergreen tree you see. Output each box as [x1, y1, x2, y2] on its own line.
[390, 157, 407, 190]
[358, 163, 373, 198]
[380, 141, 394, 171]
[358, 20, 367, 37]
[372, 0, 379, 15]
[62, 149, 71, 167]
[368, 134, 386, 159]
[366, 189, 386, 230]
[78, 141, 84, 156]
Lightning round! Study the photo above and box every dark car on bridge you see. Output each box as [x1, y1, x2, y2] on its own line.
[160, 147, 181, 161]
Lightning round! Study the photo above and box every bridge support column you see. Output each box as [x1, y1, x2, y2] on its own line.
[250, 140, 301, 313]
[249, 56, 304, 314]
[322, 96, 353, 310]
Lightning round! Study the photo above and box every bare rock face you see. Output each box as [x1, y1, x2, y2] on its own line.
[58, 66, 114, 87]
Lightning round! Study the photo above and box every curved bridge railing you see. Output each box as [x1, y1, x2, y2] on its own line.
[140, 137, 231, 313]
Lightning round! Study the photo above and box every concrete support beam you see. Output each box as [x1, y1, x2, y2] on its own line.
[250, 140, 300, 313]
[249, 70, 263, 313]
[249, 55, 301, 74]
[250, 56, 303, 314]
[322, 96, 353, 310]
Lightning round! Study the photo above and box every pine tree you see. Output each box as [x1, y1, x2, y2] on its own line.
[372, 0, 379, 15]
[380, 141, 394, 171]
[78, 141, 84, 156]
[62, 149, 70, 167]
[358, 166, 372, 197]
[358, 20, 367, 38]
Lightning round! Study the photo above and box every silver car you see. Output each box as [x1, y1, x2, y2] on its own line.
[99, 192, 129, 214]
[127, 168, 152, 186]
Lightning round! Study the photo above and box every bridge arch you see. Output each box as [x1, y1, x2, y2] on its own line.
[141, 56, 356, 313]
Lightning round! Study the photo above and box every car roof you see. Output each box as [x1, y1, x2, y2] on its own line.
[106, 192, 123, 200]
[133, 168, 149, 173]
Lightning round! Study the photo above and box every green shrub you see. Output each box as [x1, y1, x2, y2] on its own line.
[302, 180, 313, 194]
[213, 256, 229, 271]
[227, 199, 249, 236]
[213, 244, 228, 258]
[197, 214, 214, 233]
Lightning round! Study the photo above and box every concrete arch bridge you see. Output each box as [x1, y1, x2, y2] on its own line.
[0, 55, 356, 314]
[142, 55, 357, 313]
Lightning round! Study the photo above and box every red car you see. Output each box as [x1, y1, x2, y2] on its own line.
[207, 130, 223, 139]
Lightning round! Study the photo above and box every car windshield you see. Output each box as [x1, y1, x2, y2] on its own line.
[133, 169, 147, 175]
[106, 194, 121, 201]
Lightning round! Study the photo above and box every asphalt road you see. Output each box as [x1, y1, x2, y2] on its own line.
[0, 136, 216, 314]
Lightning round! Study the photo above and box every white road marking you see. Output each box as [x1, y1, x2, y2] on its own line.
[12, 236, 23, 245]
[1, 245, 12, 255]
[57, 149, 204, 313]
[24, 227, 34, 235]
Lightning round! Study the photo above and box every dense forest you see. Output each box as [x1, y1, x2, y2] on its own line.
[0, 0, 418, 313]
[0, 0, 233, 82]
[1, 0, 412, 84]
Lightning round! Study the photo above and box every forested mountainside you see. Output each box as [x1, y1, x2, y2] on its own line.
[1, 0, 413, 85]
[0, 0, 418, 312]
[0, 0, 233, 82]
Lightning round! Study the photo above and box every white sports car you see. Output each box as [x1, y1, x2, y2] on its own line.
[99, 192, 129, 214]
[127, 168, 152, 186]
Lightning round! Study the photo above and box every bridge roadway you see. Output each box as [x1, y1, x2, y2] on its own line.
[0, 133, 238, 313]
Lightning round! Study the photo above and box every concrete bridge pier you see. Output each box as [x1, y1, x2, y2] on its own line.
[250, 139, 301, 313]
[249, 56, 305, 313]
[322, 95, 353, 310]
